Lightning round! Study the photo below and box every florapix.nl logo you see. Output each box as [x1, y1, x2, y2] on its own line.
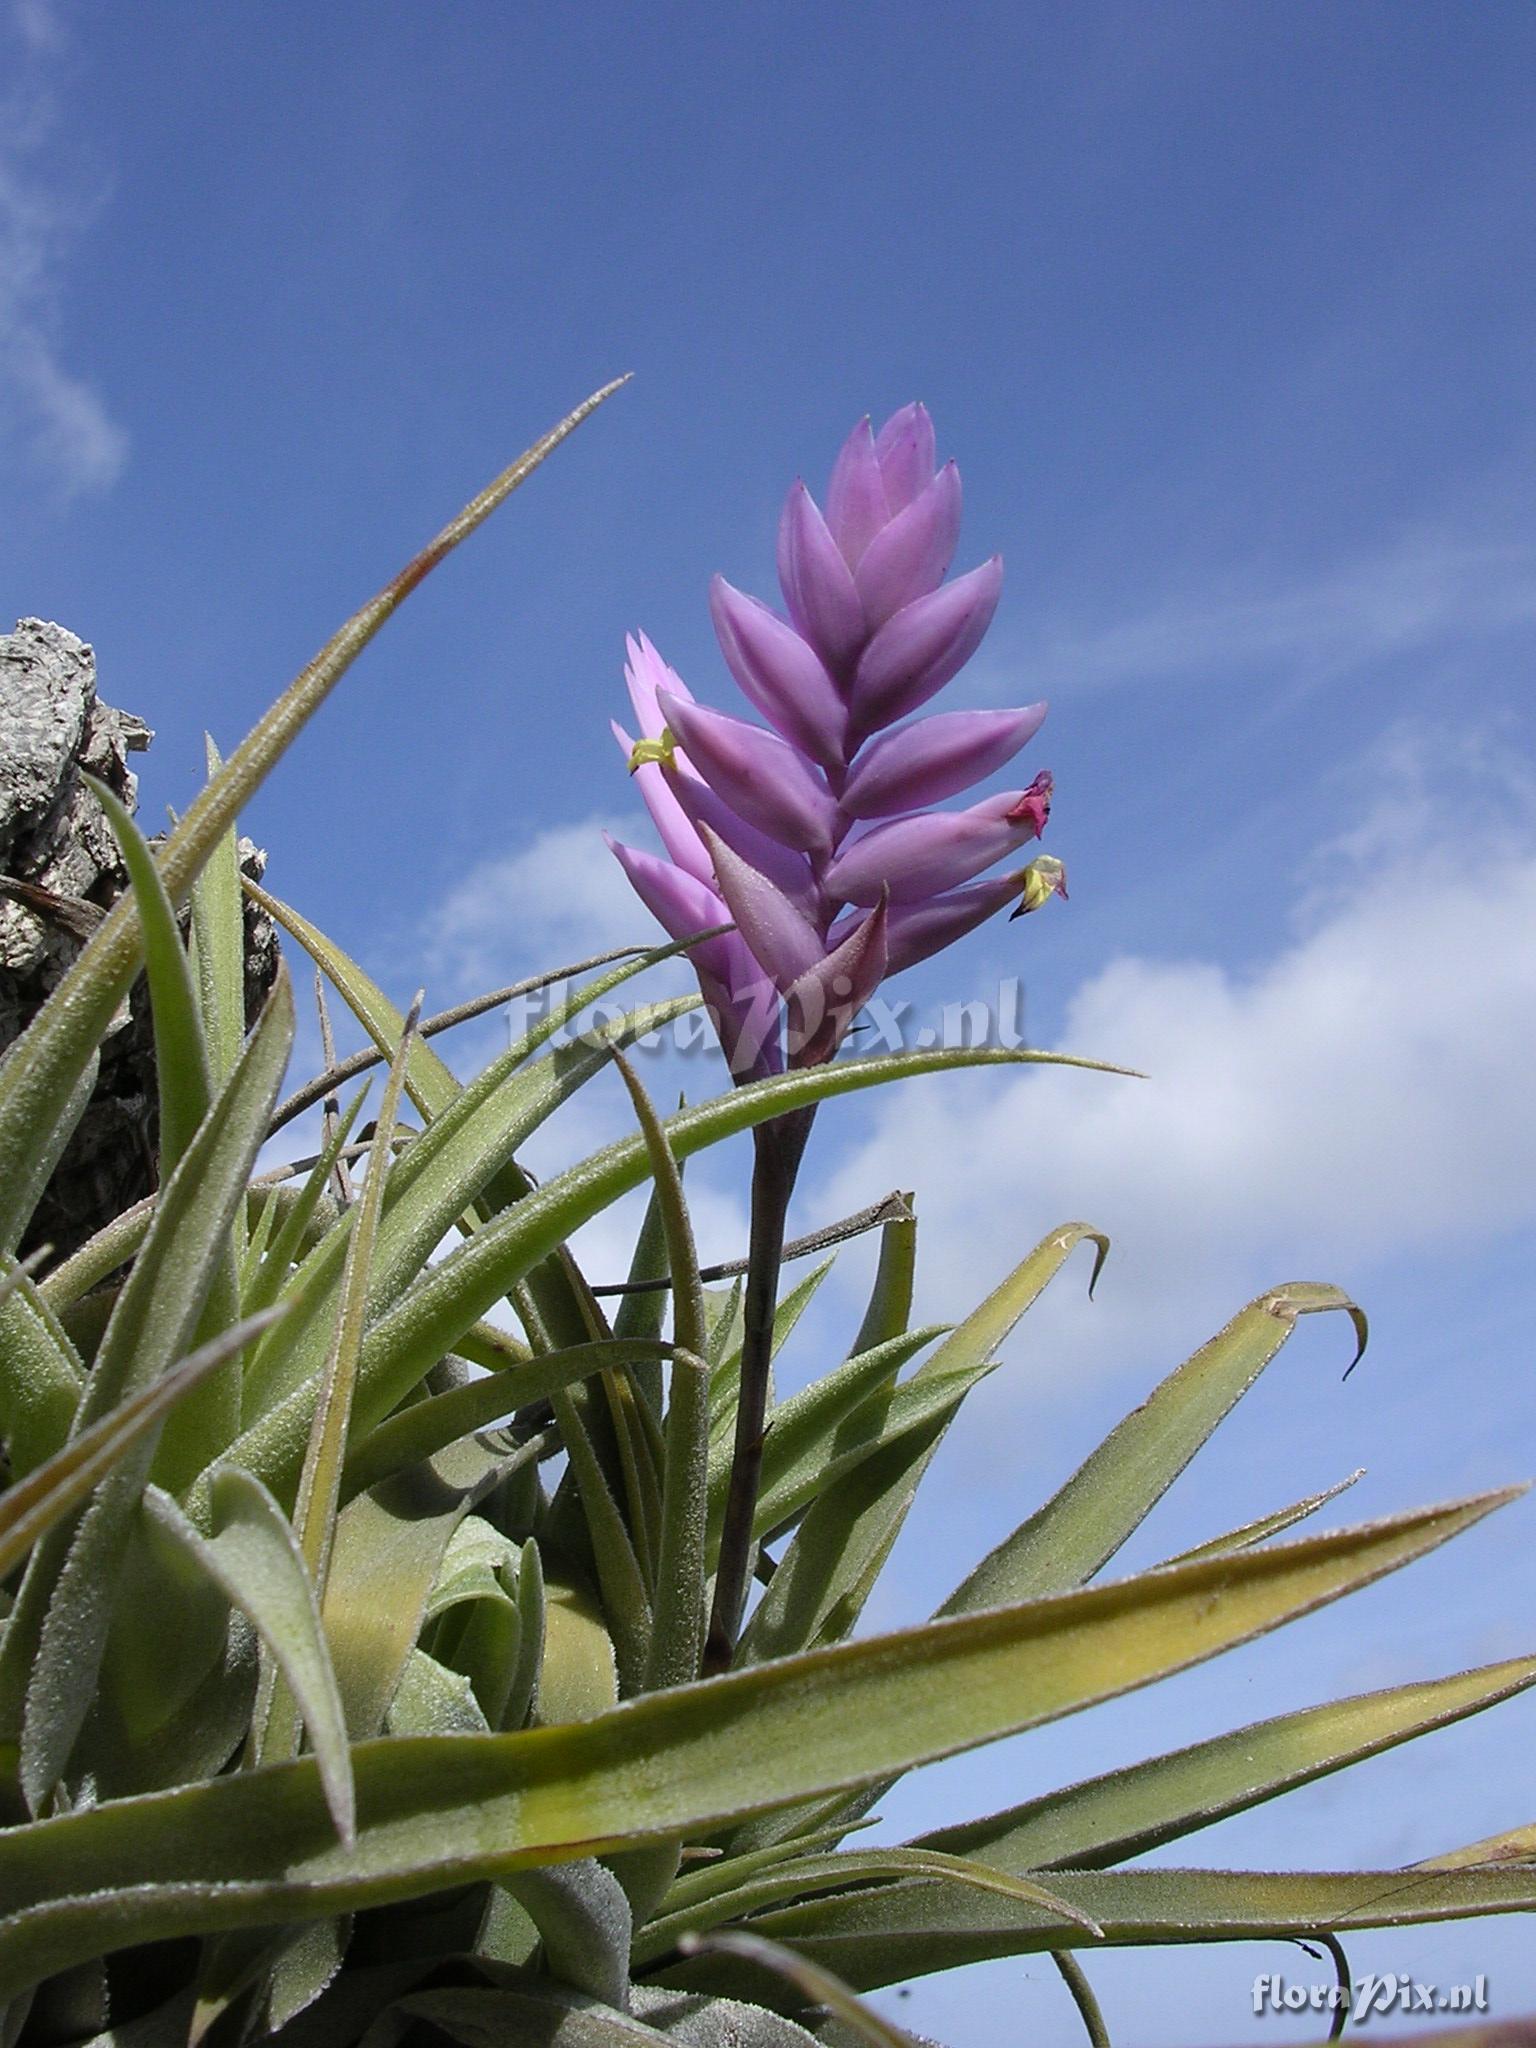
[1253, 1971, 1490, 2024]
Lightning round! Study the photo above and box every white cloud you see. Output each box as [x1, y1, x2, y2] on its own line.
[1013, 527, 1536, 698]
[1, 4, 127, 498]
[428, 813, 655, 994]
[811, 731, 1536, 1371]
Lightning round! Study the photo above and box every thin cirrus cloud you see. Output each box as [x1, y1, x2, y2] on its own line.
[812, 726, 1536, 1367]
[1009, 525, 1536, 699]
[1, 0, 128, 500]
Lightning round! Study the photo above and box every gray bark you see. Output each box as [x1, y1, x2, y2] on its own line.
[1, 619, 276, 1263]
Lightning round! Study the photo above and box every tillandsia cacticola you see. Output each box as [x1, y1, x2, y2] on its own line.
[6, 378, 1535, 2047]
[609, 405, 1066, 1663]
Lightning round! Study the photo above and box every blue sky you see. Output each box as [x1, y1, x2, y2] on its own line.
[6, 2, 1536, 2038]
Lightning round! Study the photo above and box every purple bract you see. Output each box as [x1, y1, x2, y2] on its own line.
[608, 405, 1064, 1078]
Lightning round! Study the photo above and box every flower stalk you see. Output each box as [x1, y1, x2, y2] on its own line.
[704, 1103, 816, 1672]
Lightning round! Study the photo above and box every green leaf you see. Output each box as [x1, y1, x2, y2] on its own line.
[0, 1058, 97, 1266]
[340, 1338, 674, 1500]
[502, 1861, 633, 2007]
[421, 1519, 525, 1728]
[187, 737, 248, 1089]
[613, 1175, 675, 1359]
[0, 972, 294, 1812]
[1155, 1468, 1366, 1568]
[632, 1986, 823, 2044]
[721, 1861, 1536, 1988]
[424, 1516, 523, 1624]
[145, 1468, 354, 1842]
[0, 380, 625, 1253]
[848, 1198, 917, 1356]
[738, 1225, 1107, 1674]
[252, 879, 709, 1188]
[721, 1328, 950, 1547]
[610, 1049, 710, 1697]
[240, 1086, 368, 1332]
[655, 1821, 880, 1923]
[247, 901, 717, 1387]
[0, 1488, 1510, 1994]
[359, 1056, 1124, 1456]
[1412, 1821, 1536, 1871]
[0, 1245, 46, 1307]
[538, 1576, 618, 1726]
[553, 1377, 653, 1698]
[708, 1260, 833, 1441]
[705, 1280, 744, 1375]
[911, 1653, 1536, 1873]
[292, 998, 420, 1595]
[320, 1437, 508, 1741]
[361, 1984, 669, 2047]
[96, 777, 247, 1469]
[267, 942, 664, 1135]
[386, 1651, 490, 1736]
[646, 1349, 711, 1699]
[36, 1196, 156, 1317]
[0, 1311, 281, 1579]
[0, 1268, 85, 1483]
[248, 884, 466, 1125]
[503, 1540, 546, 1734]
[635, 1847, 1099, 1966]
[188, 1914, 348, 2048]
[939, 1282, 1366, 1618]
[241, 990, 702, 1419]
[207, 1050, 1123, 1527]
[675, 1930, 918, 2048]
[92, 780, 210, 1178]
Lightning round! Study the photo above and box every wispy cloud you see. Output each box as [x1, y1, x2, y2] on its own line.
[1, 0, 127, 498]
[427, 813, 654, 995]
[1015, 527, 1536, 697]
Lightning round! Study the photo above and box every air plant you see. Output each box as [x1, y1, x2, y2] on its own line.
[0, 383, 1532, 2048]
[610, 408, 1065, 1665]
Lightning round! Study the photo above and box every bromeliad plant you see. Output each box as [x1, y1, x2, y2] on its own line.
[607, 407, 1066, 1667]
[0, 384, 1534, 2048]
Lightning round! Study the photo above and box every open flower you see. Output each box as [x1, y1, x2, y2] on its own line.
[609, 406, 1064, 1076]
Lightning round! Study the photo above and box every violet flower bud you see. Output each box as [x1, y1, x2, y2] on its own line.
[825, 417, 890, 570]
[831, 868, 1030, 978]
[697, 825, 826, 995]
[824, 775, 1053, 906]
[850, 557, 1004, 738]
[853, 461, 962, 632]
[776, 483, 867, 677]
[604, 833, 780, 1079]
[664, 761, 820, 917]
[872, 401, 937, 514]
[709, 576, 847, 771]
[839, 704, 1049, 818]
[658, 691, 838, 855]
[785, 891, 888, 1066]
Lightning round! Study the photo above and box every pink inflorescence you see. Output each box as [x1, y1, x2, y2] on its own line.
[608, 404, 1063, 1078]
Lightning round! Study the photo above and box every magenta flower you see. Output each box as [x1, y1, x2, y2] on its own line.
[608, 405, 1064, 1079]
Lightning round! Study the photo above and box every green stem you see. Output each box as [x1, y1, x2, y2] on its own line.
[704, 1106, 814, 1672]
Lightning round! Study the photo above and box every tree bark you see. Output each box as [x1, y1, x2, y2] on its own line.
[1, 618, 276, 1263]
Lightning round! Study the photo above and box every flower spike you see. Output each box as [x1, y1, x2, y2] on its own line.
[610, 406, 1063, 1075]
